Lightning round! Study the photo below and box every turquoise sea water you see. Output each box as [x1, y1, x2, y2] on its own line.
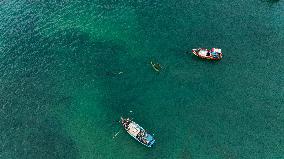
[1, 0, 283, 158]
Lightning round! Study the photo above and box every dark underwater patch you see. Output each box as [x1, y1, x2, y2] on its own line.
[0, 53, 79, 159]
[1, 0, 283, 158]
[0, 4, 79, 158]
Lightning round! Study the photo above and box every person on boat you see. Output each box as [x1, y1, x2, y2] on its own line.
[142, 138, 147, 144]
[141, 130, 145, 137]
[137, 132, 142, 141]
[137, 133, 141, 139]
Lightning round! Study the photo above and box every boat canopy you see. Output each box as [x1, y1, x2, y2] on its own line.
[199, 50, 208, 56]
[212, 48, 221, 53]
[145, 134, 154, 142]
[128, 123, 140, 136]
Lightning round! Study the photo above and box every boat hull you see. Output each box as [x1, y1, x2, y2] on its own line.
[192, 48, 222, 60]
[121, 117, 155, 147]
[128, 131, 155, 147]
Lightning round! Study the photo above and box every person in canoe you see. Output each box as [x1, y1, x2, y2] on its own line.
[150, 61, 161, 72]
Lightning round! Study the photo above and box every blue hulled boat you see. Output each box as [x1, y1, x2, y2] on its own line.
[120, 117, 155, 147]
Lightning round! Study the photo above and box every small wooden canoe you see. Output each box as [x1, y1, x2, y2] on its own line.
[150, 61, 161, 72]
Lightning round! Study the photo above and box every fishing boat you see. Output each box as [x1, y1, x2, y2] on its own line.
[120, 117, 155, 147]
[192, 48, 222, 60]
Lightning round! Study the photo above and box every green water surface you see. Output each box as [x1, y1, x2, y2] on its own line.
[0, 0, 283, 158]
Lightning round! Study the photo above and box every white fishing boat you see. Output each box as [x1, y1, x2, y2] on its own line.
[192, 48, 223, 60]
[120, 117, 155, 147]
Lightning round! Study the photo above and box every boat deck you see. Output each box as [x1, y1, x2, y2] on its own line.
[127, 122, 140, 136]
[198, 50, 208, 56]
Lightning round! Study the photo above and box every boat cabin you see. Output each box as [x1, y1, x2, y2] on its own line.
[127, 123, 141, 136]
[198, 49, 209, 57]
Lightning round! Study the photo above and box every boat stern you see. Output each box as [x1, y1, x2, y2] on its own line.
[145, 134, 155, 147]
[211, 48, 222, 60]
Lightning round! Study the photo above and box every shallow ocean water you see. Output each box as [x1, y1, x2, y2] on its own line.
[0, 0, 283, 158]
